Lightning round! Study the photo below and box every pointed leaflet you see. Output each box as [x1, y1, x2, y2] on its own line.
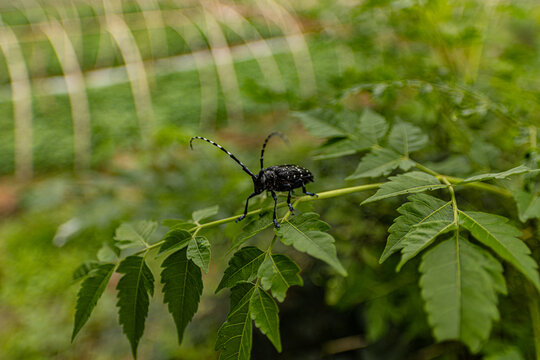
[388, 122, 428, 155]
[346, 148, 415, 180]
[116, 256, 155, 359]
[158, 228, 192, 255]
[313, 139, 367, 160]
[380, 193, 453, 264]
[231, 212, 273, 252]
[420, 238, 506, 352]
[362, 171, 446, 204]
[161, 248, 203, 345]
[460, 211, 540, 291]
[187, 236, 211, 273]
[258, 254, 303, 302]
[216, 283, 255, 360]
[357, 108, 388, 145]
[72, 261, 99, 282]
[192, 205, 219, 223]
[513, 190, 540, 222]
[216, 247, 265, 292]
[460, 165, 538, 183]
[114, 221, 157, 253]
[277, 213, 347, 276]
[295, 110, 347, 138]
[250, 287, 281, 352]
[72, 263, 115, 341]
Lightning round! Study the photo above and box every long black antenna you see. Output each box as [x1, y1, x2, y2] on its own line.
[190, 136, 256, 178]
[260, 132, 289, 170]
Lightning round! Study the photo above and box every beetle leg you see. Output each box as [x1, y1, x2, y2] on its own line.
[302, 183, 318, 197]
[236, 192, 258, 223]
[271, 191, 279, 228]
[287, 190, 295, 215]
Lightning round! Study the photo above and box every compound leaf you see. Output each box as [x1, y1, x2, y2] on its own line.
[277, 213, 346, 276]
[357, 108, 388, 145]
[513, 190, 540, 222]
[116, 256, 154, 359]
[192, 205, 219, 223]
[158, 228, 192, 255]
[460, 211, 540, 291]
[257, 254, 303, 302]
[363, 171, 446, 204]
[389, 122, 428, 155]
[161, 248, 203, 345]
[72, 263, 115, 341]
[215, 284, 255, 360]
[346, 148, 414, 180]
[187, 236, 211, 273]
[420, 237, 506, 353]
[460, 165, 537, 184]
[250, 287, 281, 352]
[216, 247, 265, 293]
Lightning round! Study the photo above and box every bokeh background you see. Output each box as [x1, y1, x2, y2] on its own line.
[0, 0, 539, 359]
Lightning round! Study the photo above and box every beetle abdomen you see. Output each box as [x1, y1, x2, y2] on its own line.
[263, 165, 313, 191]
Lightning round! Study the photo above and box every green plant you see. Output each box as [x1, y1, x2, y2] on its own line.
[71, 109, 539, 358]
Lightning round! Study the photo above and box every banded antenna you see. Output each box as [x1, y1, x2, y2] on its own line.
[260, 132, 289, 170]
[190, 136, 256, 178]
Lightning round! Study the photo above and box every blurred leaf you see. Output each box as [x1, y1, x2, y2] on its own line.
[258, 254, 303, 302]
[161, 248, 202, 345]
[295, 110, 347, 138]
[187, 236, 211, 273]
[97, 243, 118, 263]
[72, 263, 115, 341]
[162, 219, 196, 231]
[420, 238, 506, 353]
[277, 213, 346, 276]
[215, 283, 255, 360]
[250, 287, 281, 352]
[362, 171, 446, 204]
[346, 148, 414, 179]
[158, 228, 192, 255]
[72, 261, 99, 283]
[460, 165, 537, 183]
[114, 221, 157, 254]
[513, 190, 540, 222]
[313, 138, 367, 160]
[116, 256, 154, 359]
[192, 205, 219, 223]
[424, 155, 471, 177]
[460, 211, 540, 291]
[382, 194, 453, 263]
[357, 108, 388, 144]
[484, 347, 525, 360]
[388, 122, 428, 155]
[216, 247, 265, 293]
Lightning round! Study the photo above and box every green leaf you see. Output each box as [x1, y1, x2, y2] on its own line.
[72, 261, 99, 283]
[396, 220, 455, 270]
[187, 236, 211, 273]
[514, 190, 540, 222]
[362, 171, 446, 204]
[216, 247, 265, 293]
[388, 122, 428, 155]
[382, 194, 453, 263]
[313, 138, 368, 160]
[215, 284, 255, 360]
[460, 165, 537, 183]
[346, 148, 414, 180]
[162, 219, 197, 231]
[277, 213, 347, 276]
[114, 221, 157, 254]
[460, 211, 540, 291]
[357, 108, 388, 145]
[231, 212, 273, 252]
[257, 254, 303, 302]
[250, 287, 281, 352]
[295, 110, 347, 138]
[116, 256, 155, 359]
[158, 228, 192, 255]
[72, 263, 115, 341]
[97, 243, 118, 263]
[161, 248, 203, 345]
[420, 237, 506, 353]
[192, 205, 219, 223]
